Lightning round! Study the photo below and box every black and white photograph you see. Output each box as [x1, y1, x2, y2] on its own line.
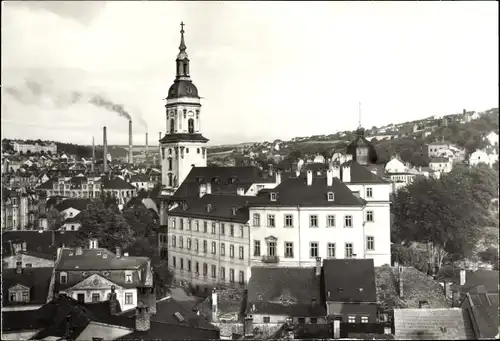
[1, 1, 498, 340]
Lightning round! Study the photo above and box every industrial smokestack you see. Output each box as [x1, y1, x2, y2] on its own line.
[103, 126, 108, 173]
[128, 120, 133, 164]
[145, 132, 149, 169]
[92, 136, 95, 173]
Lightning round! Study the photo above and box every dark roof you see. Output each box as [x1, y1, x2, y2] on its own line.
[170, 194, 262, 223]
[466, 291, 499, 339]
[160, 133, 209, 143]
[346, 128, 378, 164]
[56, 248, 149, 271]
[63, 212, 83, 223]
[55, 198, 93, 212]
[102, 176, 136, 190]
[118, 322, 220, 340]
[304, 163, 329, 172]
[2, 267, 54, 307]
[174, 166, 272, 198]
[2, 310, 44, 332]
[249, 176, 365, 207]
[343, 161, 388, 184]
[130, 174, 151, 182]
[247, 267, 326, 317]
[462, 270, 499, 294]
[429, 157, 449, 163]
[120, 296, 217, 331]
[166, 79, 200, 99]
[36, 178, 54, 189]
[323, 259, 377, 303]
[2, 231, 79, 258]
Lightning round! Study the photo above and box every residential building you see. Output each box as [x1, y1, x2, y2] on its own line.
[130, 174, 157, 191]
[2, 188, 41, 231]
[429, 157, 453, 173]
[55, 198, 92, 231]
[2, 240, 55, 269]
[159, 24, 209, 194]
[485, 131, 499, 147]
[53, 240, 153, 312]
[469, 149, 498, 168]
[384, 156, 407, 174]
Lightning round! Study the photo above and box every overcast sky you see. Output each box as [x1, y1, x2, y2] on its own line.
[1, 1, 498, 146]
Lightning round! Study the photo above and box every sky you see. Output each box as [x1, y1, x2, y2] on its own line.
[1, 1, 498, 146]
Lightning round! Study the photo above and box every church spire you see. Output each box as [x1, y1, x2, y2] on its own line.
[176, 22, 190, 79]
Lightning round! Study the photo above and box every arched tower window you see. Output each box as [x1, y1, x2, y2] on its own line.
[168, 158, 173, 171]
[188, 119, 194, 133]
[168, 173, 173, 187]
[169, 119, 175, 134]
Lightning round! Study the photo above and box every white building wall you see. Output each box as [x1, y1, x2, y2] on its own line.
[76, 322, 132, 341]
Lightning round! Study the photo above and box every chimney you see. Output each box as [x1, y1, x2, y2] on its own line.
[326, 169, 333, 186]
[236, 187, 245, 196]
[199, 183, 207, 198]
[460, 269, 466, 286]
[116, 246, 122, 258]
[135, 303, 151, 331]
[145, 132, 149, 169]
[275, 170, 282, 185]
[232, 206, 237, 216]
[315, 257, 321, 276]
[341, 164, 351, 183]
[211, 288, 218, 322]
[91, 136, 95, 173]
[128, 120, 133, 165]
[108, 285, 118, 315]
[206, 182, 212, 194]
[398, 266, 404, 298]
[244, 317, 254, 337]
[306, 170, 313, 186]
[16, 260, 22, 274]
[75, 247, 83, 256]
[295, 169, 300, 177]
[331, 165, 340, 179]
[103, 126, 108, 173]
[268, 164, 274, 176]
[22, 242, 27, 252]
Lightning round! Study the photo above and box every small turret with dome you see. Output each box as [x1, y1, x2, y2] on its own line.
[346, 103, 378, 165]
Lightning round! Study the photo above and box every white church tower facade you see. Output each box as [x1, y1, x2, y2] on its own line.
[160, 22, 208, 193]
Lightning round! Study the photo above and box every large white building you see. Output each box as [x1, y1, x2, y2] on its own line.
[159, 23, 208, 194]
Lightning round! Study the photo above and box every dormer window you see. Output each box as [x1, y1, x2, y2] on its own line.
[60, 272, 67, 284]
[125, 271, 133, 283]
[8, 285, 30, 302]
[327, 192, 334, 201]
[270, 192, 277, 201]
[206, 204, 212, 212]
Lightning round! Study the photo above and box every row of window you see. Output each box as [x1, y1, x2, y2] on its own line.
[252, 212, 375, 228]
[171, 256, 245, 283]
[9, 291, 30, 302]
[60, 271, 133, 284]
[86, 292, 134, 304]
[260, 315, 369, 324]
[162, 147, 203, 160]
[171, 237, 246, 259]
[253, 237, 375, 258]
[171, 219, 245, 238]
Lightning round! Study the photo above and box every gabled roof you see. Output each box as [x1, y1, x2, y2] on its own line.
[169, 194, 262, 223]
[247, 266, 326, 317]
[102, 176, 136, 190]
[342, 161, 388, 184]
[323, 259, 377, 303]
[56, 248, 149, 271]
[174, 166, 272, 198]
[2, 267, 54, 307]
[461, 270, 499, 294]
[55, 198, 93, 212]
[250, 176, 365, 207]
[2, 231, 79, 259]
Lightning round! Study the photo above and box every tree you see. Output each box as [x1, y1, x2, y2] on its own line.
[75, 202, 135, 250]
[47, 207, 63, 231]
[123, 204, 158, 238]
[137, 188, 148, 199]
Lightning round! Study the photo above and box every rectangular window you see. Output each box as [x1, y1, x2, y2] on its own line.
[348, 315, 356, 323]
[220, 267, 226, 280]
[195, 262, 199, 274]
[211, 241, 216, 255]
[220, 243, 226, 256]
[180, 219, 184, 230]
[125, 273, 132, 283]
[268, 241, 276, 256]
[187, 238, 191, 250]
[188, 260, 192, 272]
[310, 317, 318, 324]
[195, 239, 199, 252]
[366, 210, 374, 222]
[327, 215, 335, 227]
[285, 242, 294, 258]
[263, 316, 270, 323]
[203, 221, 208, 233]
[172, 257, 176, 268]
[92, 293, 100, 303]
[366, 236, 375, 251]
[230, 245, 235, 258]
[267, 214, 275, 227]
[125, 293, 133, 305]
[203, 240, 207, 253]
[366, 187, 373, 198]
[240, 225, 244, 238]
[211, 222, 216, 234]
[327, 243, 336, 258]
[310, 242, 318, 258]
[203, 263, 208, 276]
[344, 215, 353, 228]
[345, 243, 353, 258]
[195, 220, 199, 232]
[179, 237, 184, 249]
[22, 291, 29, 302]
[361, 316, 369, 323]
[211, 265, 217, 278]
[230, 224, 234, 236]
[220, 223, 225, 235]
[187, 219, 192, 230]
[254, 240, 261, 256]
[180, 258, 184, 270]
[239, 246, 244, 260]
[229, 269, 235, 282]
[284, 214, 293, 227]
[253, 213, 260, 227]
[310, 215, 318, 227]
[239, 271, 245, 284]
[171, 235, 176, 247]
[171, 218, 176, 229]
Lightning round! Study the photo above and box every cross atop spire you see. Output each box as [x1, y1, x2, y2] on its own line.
[358, 102, 362, 129]
[179, 21, 187, 53]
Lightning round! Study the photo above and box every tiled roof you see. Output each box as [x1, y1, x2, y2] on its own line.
[249, 176, 365, 207]
[2, 231, 79, 258]
[461, 270, 499, 293]
[2, 267, 54, 307]
[56, 248, 149, 271]
[394, 308, 475, 340]
[323, 259, 377, 303]
[63, 212, 83, 223]
[343, 161, 388, 184]
[174, 166, 272, 198]
[466, 292, 499, 339]
[159, 133, 209, 144]
[130, 174, 151, 182]
[247, 266, 326, 317]
[169, 194, 262, 223]
[102, 176, 136, 190]
[55, 198, 93, 212]
[430, 157, 449, 163]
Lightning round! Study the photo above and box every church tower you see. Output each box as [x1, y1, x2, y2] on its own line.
[160, 23, 209, 192]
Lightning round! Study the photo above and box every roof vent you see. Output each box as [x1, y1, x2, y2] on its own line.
[358, 288, 364, 292]
[337, 288, 344, 292]
[173, 312, 185, 323]
[206, 204, 212, 212]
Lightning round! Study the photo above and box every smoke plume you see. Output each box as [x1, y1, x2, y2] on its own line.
[89, 95, 132, 121]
